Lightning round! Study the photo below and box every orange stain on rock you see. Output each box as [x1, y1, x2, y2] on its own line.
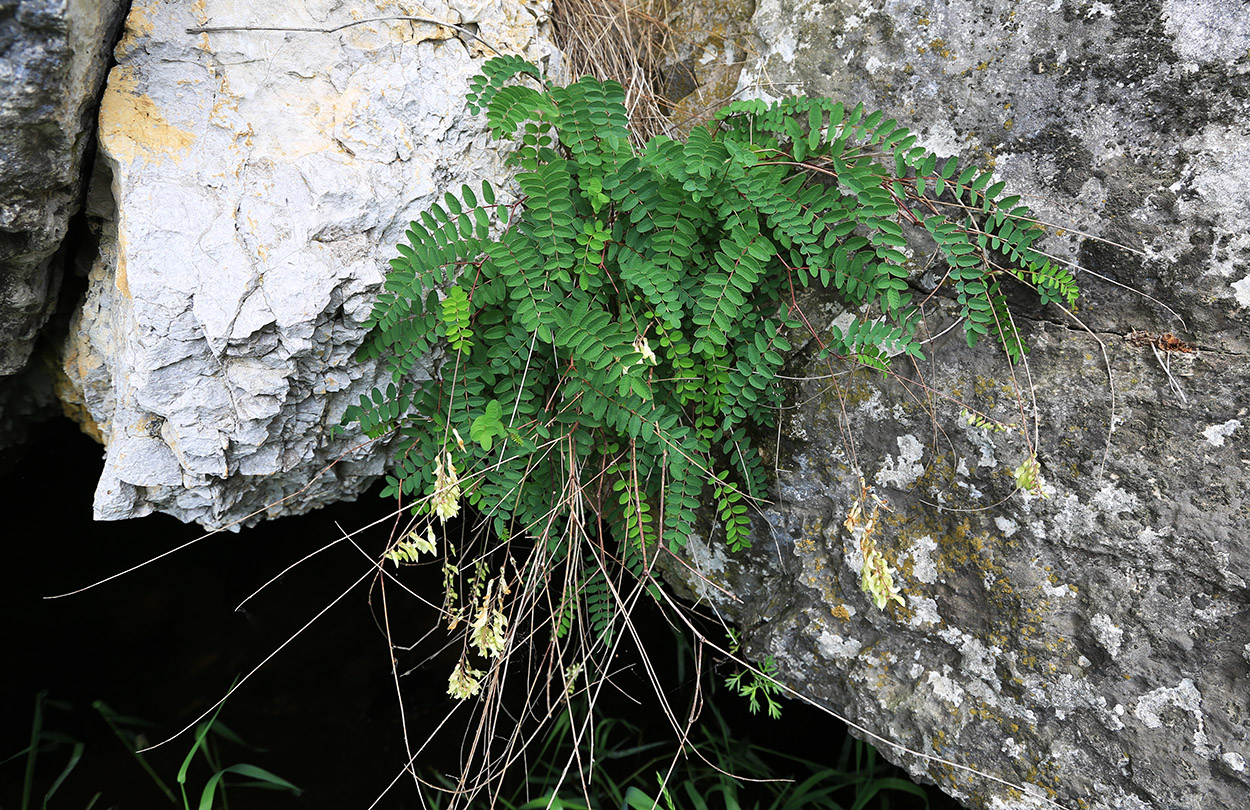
[98, 67, 196, 167]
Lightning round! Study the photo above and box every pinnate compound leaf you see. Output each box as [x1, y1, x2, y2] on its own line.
[345, 59, 1082, 728]
[471, 400, 507, 452]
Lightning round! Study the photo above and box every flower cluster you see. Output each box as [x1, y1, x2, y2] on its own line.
[469, 579, 508, 659]
[631, 335, 657, 366]
[447, 658, 485, 700]
[1013, 454, 1047, 498]
[844, 477, 904, 611]
[431, 451, 461, 522]
[445, 571, 511, 701]
[859, 534, 904, 610]
[384, 525, 437, 566]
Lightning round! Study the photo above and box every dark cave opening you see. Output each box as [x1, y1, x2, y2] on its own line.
[0, 417, 956, 809]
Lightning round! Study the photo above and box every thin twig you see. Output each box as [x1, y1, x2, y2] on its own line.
[1150, 343, 1188, 404]
[44, 434, 387, 599]
[138, 564, 376, 753]
[188, 16, 502, 55]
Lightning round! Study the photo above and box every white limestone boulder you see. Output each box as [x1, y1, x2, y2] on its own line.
[59, 0, 557, 528]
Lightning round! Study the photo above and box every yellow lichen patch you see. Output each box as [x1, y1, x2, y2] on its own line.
[889, 503, 1059, 656]
[919, 38, 955, 59]
[831, 604, 851, 621]
[792, 516, 853, 609]
[128, 3, 155, 36]
[207, 68, 243, 132]
[970, 372, 1013, 400]
[813, 367, 912, 419]
[189, 0, 213, 50]
[99, 67, 196, 166]
[795, 535, 820, 555]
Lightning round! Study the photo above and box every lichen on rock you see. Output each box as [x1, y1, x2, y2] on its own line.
[665, 2, 1250, 808]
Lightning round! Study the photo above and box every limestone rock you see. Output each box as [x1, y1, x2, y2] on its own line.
[0, 0, 126, 376]
[667, 2, 1250, 809]
[654, 0, 756, 133]
[59, 0, 558, 528]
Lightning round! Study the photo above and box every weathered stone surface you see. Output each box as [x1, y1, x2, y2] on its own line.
[667, 2, 1250, 809]
[58, 0, 558, 528]
[0, 0, 126, 376]
[655, 0, 756, 132]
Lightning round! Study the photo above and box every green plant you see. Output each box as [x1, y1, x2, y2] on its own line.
[4, 692, 98, 810]
[723, 630, 784, 719]
[171, 696, 301, 810]
[339, 54, 1079, 801]
[418, 690, 930, 810]
[4, 691, 299, 810]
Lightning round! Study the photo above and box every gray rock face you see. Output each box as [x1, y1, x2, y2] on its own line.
[58, 0, 558, 528]
[0, 0, 127, 376]
[666, 2, 1249, 809]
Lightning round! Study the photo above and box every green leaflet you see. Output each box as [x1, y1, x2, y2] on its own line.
[470, 399, 506, 452]
[440, 286, 473, 353]
[343, 56, 1080, 643]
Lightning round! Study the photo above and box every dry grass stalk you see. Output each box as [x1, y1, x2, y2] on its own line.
[550, 0, 679, 144]
[551, 0, 760, 141]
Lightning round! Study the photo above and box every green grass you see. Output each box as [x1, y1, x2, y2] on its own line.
[5, 688, 300, 810]
[420, 694, 931, 810]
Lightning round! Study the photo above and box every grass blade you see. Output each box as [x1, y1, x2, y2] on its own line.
[21, 690, 45, 810]
[41, 740, 85, 806]
[849, 776, 930, 810]
[197, 763, 301, 810]
[93, 700, 176, 803]
[624, 786, 661, 810]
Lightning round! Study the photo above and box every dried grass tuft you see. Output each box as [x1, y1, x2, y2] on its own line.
[550, 0, 760, 142]
[551, 0, 677, 144]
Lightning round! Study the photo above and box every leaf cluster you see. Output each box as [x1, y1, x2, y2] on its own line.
[341, 56, 1078, 646]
